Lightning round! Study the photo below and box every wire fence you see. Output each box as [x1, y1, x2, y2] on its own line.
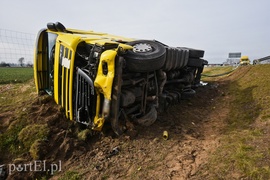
[0, 29, 35, 66]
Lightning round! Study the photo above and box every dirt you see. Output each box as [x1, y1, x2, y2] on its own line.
[0, 71, 235, 179]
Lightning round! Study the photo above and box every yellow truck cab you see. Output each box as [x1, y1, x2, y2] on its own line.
[240, 55, 250, 65]
[34, 22, 207, 135]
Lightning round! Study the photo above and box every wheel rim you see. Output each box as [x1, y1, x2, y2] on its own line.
[133, 43, 152, 53]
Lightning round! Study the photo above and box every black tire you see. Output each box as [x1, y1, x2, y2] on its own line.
[163, 47, 189, 71]
[181, 89, 196, 99]
[135, 106, 157, 126]
[124, 40, 166, 72]
[187, 58, 204, 67]
[178, 47, 204, 58]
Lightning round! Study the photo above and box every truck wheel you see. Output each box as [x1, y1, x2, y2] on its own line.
[178, 47, 205, 58]
[187, 58, 208, 67]
[135, 106, 157, 126]
[124, 40, 166, 72]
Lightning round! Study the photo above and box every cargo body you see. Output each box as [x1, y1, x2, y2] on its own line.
[34, 22, 207, 135]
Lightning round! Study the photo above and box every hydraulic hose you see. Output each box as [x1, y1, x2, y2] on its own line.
[201, 65, 239, 77]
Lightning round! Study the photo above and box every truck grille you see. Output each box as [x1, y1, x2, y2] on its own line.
[75, 68, 95, 126]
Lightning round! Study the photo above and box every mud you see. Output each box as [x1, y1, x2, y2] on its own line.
[2, 80, 229, 180]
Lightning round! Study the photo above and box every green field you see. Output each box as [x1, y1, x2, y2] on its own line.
[0, 67, 33, 84]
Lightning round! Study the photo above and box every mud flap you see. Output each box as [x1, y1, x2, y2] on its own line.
[110, 57, 125, 135]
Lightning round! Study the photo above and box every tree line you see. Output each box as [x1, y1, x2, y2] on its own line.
[0, 57, 33, 67]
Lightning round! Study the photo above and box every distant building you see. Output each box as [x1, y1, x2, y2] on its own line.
[223, 52, 241, 66]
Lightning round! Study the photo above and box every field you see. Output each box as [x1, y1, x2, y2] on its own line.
[1, 65, 270, 179]
[0, 67, 33, 84]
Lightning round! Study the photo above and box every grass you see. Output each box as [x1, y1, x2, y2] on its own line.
[0, 79, 36, 112]
[205, 65, 270, 179]
[210, 130, 268, 179]
[226, 65, 270, 128]
[0, 114, 28, 155]
[0, 67, 33, 84]
[202, 66, 234, 82]
[0, 80, 52, 163]
[59, 171, 82, 180]
[0, 75, 36, 157]
[18, 124, 49, 149]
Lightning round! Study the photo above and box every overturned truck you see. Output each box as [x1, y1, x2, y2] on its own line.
[34, 22, 207, 135]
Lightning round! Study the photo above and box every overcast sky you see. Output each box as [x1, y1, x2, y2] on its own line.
[1, 0, 270, 64]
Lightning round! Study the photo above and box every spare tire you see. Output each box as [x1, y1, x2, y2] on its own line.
[124, 40, 166, 72]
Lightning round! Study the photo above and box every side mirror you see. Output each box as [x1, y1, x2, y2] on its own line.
[55, 22, 66, 32]
[47, 22, 57, 31]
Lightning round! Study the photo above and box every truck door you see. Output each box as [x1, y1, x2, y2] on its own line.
[33, 29, 57, 94]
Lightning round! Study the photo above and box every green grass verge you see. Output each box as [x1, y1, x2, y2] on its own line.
[0, 67, 33, 84]
[0, 80, 37, 156]
[206, 65, 270, 179]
